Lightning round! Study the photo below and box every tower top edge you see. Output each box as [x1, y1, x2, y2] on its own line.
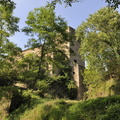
[67, 26, 75, 33]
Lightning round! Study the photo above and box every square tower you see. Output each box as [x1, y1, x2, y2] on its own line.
[66, 26, 85, 100]
[22, 26, 85, 100]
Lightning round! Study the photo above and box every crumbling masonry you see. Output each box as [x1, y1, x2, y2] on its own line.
[22, 26, 85, 100]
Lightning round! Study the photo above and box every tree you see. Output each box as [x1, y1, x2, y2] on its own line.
[0, 0, 16, 14]
[0, 1, 20, 86]
[76, 7, 120, 98]
[0, 0, 19, 58]
[22, 4, 76, 98]
[51, 0, 120, 8]
[1, 0, 120, 9]
[0, 42, 22, 86]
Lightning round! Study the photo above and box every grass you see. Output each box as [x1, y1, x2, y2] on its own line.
[3, 95, 120, 120]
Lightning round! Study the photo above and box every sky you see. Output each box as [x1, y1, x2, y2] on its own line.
[10, 0, 108, 50]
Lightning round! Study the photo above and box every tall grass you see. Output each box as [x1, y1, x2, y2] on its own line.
[5, 95, 120, 120]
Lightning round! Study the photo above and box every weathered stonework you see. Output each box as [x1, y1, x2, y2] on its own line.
[22, 26, 85, 100]
[67, 26, 85, 100]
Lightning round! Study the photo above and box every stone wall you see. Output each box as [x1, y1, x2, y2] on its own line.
[22, 26, 85, 100]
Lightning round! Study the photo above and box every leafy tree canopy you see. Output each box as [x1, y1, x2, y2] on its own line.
[76, 7, 120, 93]
[23, 4, 69, 48]
[22, 4, 76, 98]
[52, 0, 120, 8]
[76, 7, 120, 98]
[0, 0, 20, 86]
[0, 0, 16, 13]
[0, 0, 19, 47]
[1, 0, 120, 8]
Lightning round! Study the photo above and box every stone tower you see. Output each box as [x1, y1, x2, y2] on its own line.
[22, 26, 85, 100]
[66, 26, 85, 100]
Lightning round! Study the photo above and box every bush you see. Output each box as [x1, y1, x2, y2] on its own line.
[5, 95, 120, 120]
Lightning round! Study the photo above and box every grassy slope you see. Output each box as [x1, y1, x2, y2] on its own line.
[5, 95, 120, 120]
[0, 97, 11, 120]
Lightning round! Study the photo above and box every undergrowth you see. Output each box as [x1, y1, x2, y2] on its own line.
[4, 95, 120, 120]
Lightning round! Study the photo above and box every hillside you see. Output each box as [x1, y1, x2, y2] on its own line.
[3, 95, 120, 120]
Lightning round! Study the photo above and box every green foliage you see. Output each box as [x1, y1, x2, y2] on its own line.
[6, 96, 51, 120]
[0, 1, 20, 87]
[0, 0, 16, 11]
[21, 4, 76, 99]
[76, 7, 120, 98]
[0, 2, 24, 116]
[0, 2, 19, 45]
[1, 0, 120, 9]
[51, 0, 79, 6]
[7, 99, 69, 120]
[51, 0, 120, 8]
[17, 53, 40, 87]
[105, 0, 120, 8]
[5, 95, 120, 120]
[66, 95, 120, 120]
[22, 4, 69, 49]
[76, 7, 120, 75]
[17, 51, 76, 99]
[22, 4, 70, 88]
[0, 42, 22, 86]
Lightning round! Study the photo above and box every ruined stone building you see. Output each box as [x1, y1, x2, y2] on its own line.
[22, 26, 85, 100]
[66, 26, 85, 100]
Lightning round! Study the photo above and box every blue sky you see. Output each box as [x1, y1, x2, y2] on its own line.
[10, 0, 108, 50]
